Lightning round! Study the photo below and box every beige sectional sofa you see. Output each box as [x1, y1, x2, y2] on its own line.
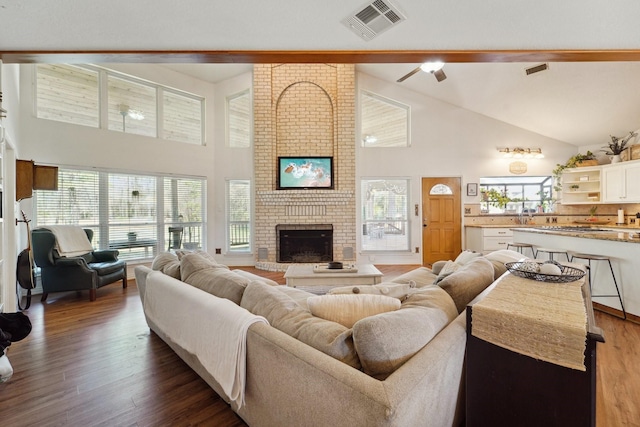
[135, 249, 525, 427]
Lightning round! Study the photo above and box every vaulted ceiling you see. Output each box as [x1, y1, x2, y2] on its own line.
[3, 0, 640, 147]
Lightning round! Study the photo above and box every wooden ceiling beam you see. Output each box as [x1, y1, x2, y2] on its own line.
[3, 49, 640, 64]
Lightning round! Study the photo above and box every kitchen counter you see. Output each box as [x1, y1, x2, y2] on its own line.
[512, 226, 640, 244]
[511, 227, 640, 319]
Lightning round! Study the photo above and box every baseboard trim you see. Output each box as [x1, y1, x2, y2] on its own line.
[592, 302, 638, 324]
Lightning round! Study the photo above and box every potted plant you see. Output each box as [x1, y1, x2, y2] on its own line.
[552, 151, 596, 191]
[484, 188, 511, 209]
[602, 131, 637, 163]
[570, 184, 580, 191]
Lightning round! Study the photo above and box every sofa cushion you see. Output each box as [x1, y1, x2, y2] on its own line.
[232, 269, 279, 287]
[174, 248, 212, 260]
[454, 250, 482, 265]
[151, 252, 181, 279]
[484, 249, 530, 279]
[352, 285, 458, 379]
[180, 253, 248, 304]
[389, 266, 438, 288]
[307, 294, 401, 328]
[438, 257, 496, 313]
[241, 281, 360, 368]
[327, 282, 416, 300]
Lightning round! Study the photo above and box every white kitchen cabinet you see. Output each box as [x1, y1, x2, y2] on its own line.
[561, 166, 601, 204]
[602, 160, 640, 203]
[465, 227, 513, 255]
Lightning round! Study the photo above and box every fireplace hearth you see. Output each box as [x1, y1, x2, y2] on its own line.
[276, 224, 333, 263]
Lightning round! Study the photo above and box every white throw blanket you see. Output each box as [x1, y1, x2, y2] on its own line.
[41, 225, 94, 257]
[144, 272, 268, 408]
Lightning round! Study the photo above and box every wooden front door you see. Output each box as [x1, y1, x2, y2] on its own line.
[421, 177, 462, 265]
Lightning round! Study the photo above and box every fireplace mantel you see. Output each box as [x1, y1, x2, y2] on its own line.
[257, 190, 354, 206]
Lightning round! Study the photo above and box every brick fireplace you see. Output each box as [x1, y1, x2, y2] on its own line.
[253, 64, 356, 269]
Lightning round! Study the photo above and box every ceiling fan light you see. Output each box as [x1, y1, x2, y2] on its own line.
[420, 61, 445, 73]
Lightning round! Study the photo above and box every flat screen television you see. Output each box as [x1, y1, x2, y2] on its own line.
[277, 156, 333, 190]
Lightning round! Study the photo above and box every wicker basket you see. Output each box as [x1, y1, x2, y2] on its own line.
[576, 159, 598, 167]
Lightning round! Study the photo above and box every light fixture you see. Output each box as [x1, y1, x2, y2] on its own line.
[118, 104, 145, 132]
[363, 134, 378, 144]
[419, 62, 445, 73]
[498, 148, 544, 159]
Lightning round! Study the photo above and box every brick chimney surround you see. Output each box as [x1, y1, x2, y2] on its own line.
[253, 64, 357, 270]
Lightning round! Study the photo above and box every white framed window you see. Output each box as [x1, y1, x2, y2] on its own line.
[361, 179, 410, 251]
[35, 64, 205, 145]
[226, 179, 252, 253]
[163, 89, 204, 145]
[36, 64, 99, 127]
[35, 168, 206, 261]
[226, 89, 251, 148]
[360, 90, 410, 148]
[108, 75, 157, 137]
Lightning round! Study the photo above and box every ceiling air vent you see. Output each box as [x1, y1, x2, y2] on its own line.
[525, 63, 549, 76]
[342, 0, 407, 41]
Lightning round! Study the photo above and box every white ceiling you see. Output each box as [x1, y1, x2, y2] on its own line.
[162, 62, 640, 147]
[3, 0, 640, 147]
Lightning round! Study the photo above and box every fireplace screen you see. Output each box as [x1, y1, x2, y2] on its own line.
[276, 224, 333, 263]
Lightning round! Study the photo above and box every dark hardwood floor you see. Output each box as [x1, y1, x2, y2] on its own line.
[1, 265, 638, 426]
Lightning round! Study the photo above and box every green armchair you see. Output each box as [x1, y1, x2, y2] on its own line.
[31, 229, 127, 302]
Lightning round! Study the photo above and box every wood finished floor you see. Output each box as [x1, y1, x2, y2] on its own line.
[1, 265, 638, 426]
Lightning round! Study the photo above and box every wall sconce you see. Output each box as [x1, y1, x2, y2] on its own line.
[498, 147, 544, 159]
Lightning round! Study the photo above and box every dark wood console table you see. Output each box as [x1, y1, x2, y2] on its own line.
[466, 274, 604, 427]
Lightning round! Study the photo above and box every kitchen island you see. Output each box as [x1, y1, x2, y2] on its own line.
[511, 226, 640, 319]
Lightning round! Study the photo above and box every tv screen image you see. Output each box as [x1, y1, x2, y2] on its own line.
[277, 156, 333, 189]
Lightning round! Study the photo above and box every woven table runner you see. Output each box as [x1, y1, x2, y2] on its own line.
[471, 273, 587, 371]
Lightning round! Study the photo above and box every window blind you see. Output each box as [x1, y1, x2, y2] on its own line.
[36, 64, 99, 128]
[35, 168, 206, 260]
[227, 90, 251, 148]
[227, 180, 251, 252]
[163, 90, 204, 145]
[107, 75, 157, 137]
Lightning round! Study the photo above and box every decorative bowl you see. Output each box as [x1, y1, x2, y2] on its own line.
[505, 261, 585, 283]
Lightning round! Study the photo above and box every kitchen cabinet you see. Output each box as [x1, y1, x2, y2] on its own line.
[602, 160, 640, 203]
[465, 227, 513, 254]
[561, 166, 601, 204]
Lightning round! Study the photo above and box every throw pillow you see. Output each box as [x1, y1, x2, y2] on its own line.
[454, 250, 482, 265]
[307, 294, 401, 328]
[433, 260, 461, 285]
[389, 266, 438, 288]
[327, 282, 416, 300]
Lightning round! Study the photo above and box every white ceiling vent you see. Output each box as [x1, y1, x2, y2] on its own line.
[342, 0, 407, 41]
[525, 63, 549, 76]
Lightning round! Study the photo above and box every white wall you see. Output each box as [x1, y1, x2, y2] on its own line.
[11, 64, 581, 268]
[356, 72, 578, 264]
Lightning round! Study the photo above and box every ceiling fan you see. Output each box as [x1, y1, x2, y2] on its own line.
[397, 62, 447, 83]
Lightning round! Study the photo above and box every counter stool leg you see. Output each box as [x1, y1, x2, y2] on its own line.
[607, 259, 626, 320]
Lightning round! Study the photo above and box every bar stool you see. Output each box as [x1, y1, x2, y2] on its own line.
[506, 242, 536, 258]
[535, 247, 570, 262]
[570, 252, 626, 320]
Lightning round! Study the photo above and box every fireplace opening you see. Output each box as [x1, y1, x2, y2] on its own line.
[276, 224, 333, 263]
